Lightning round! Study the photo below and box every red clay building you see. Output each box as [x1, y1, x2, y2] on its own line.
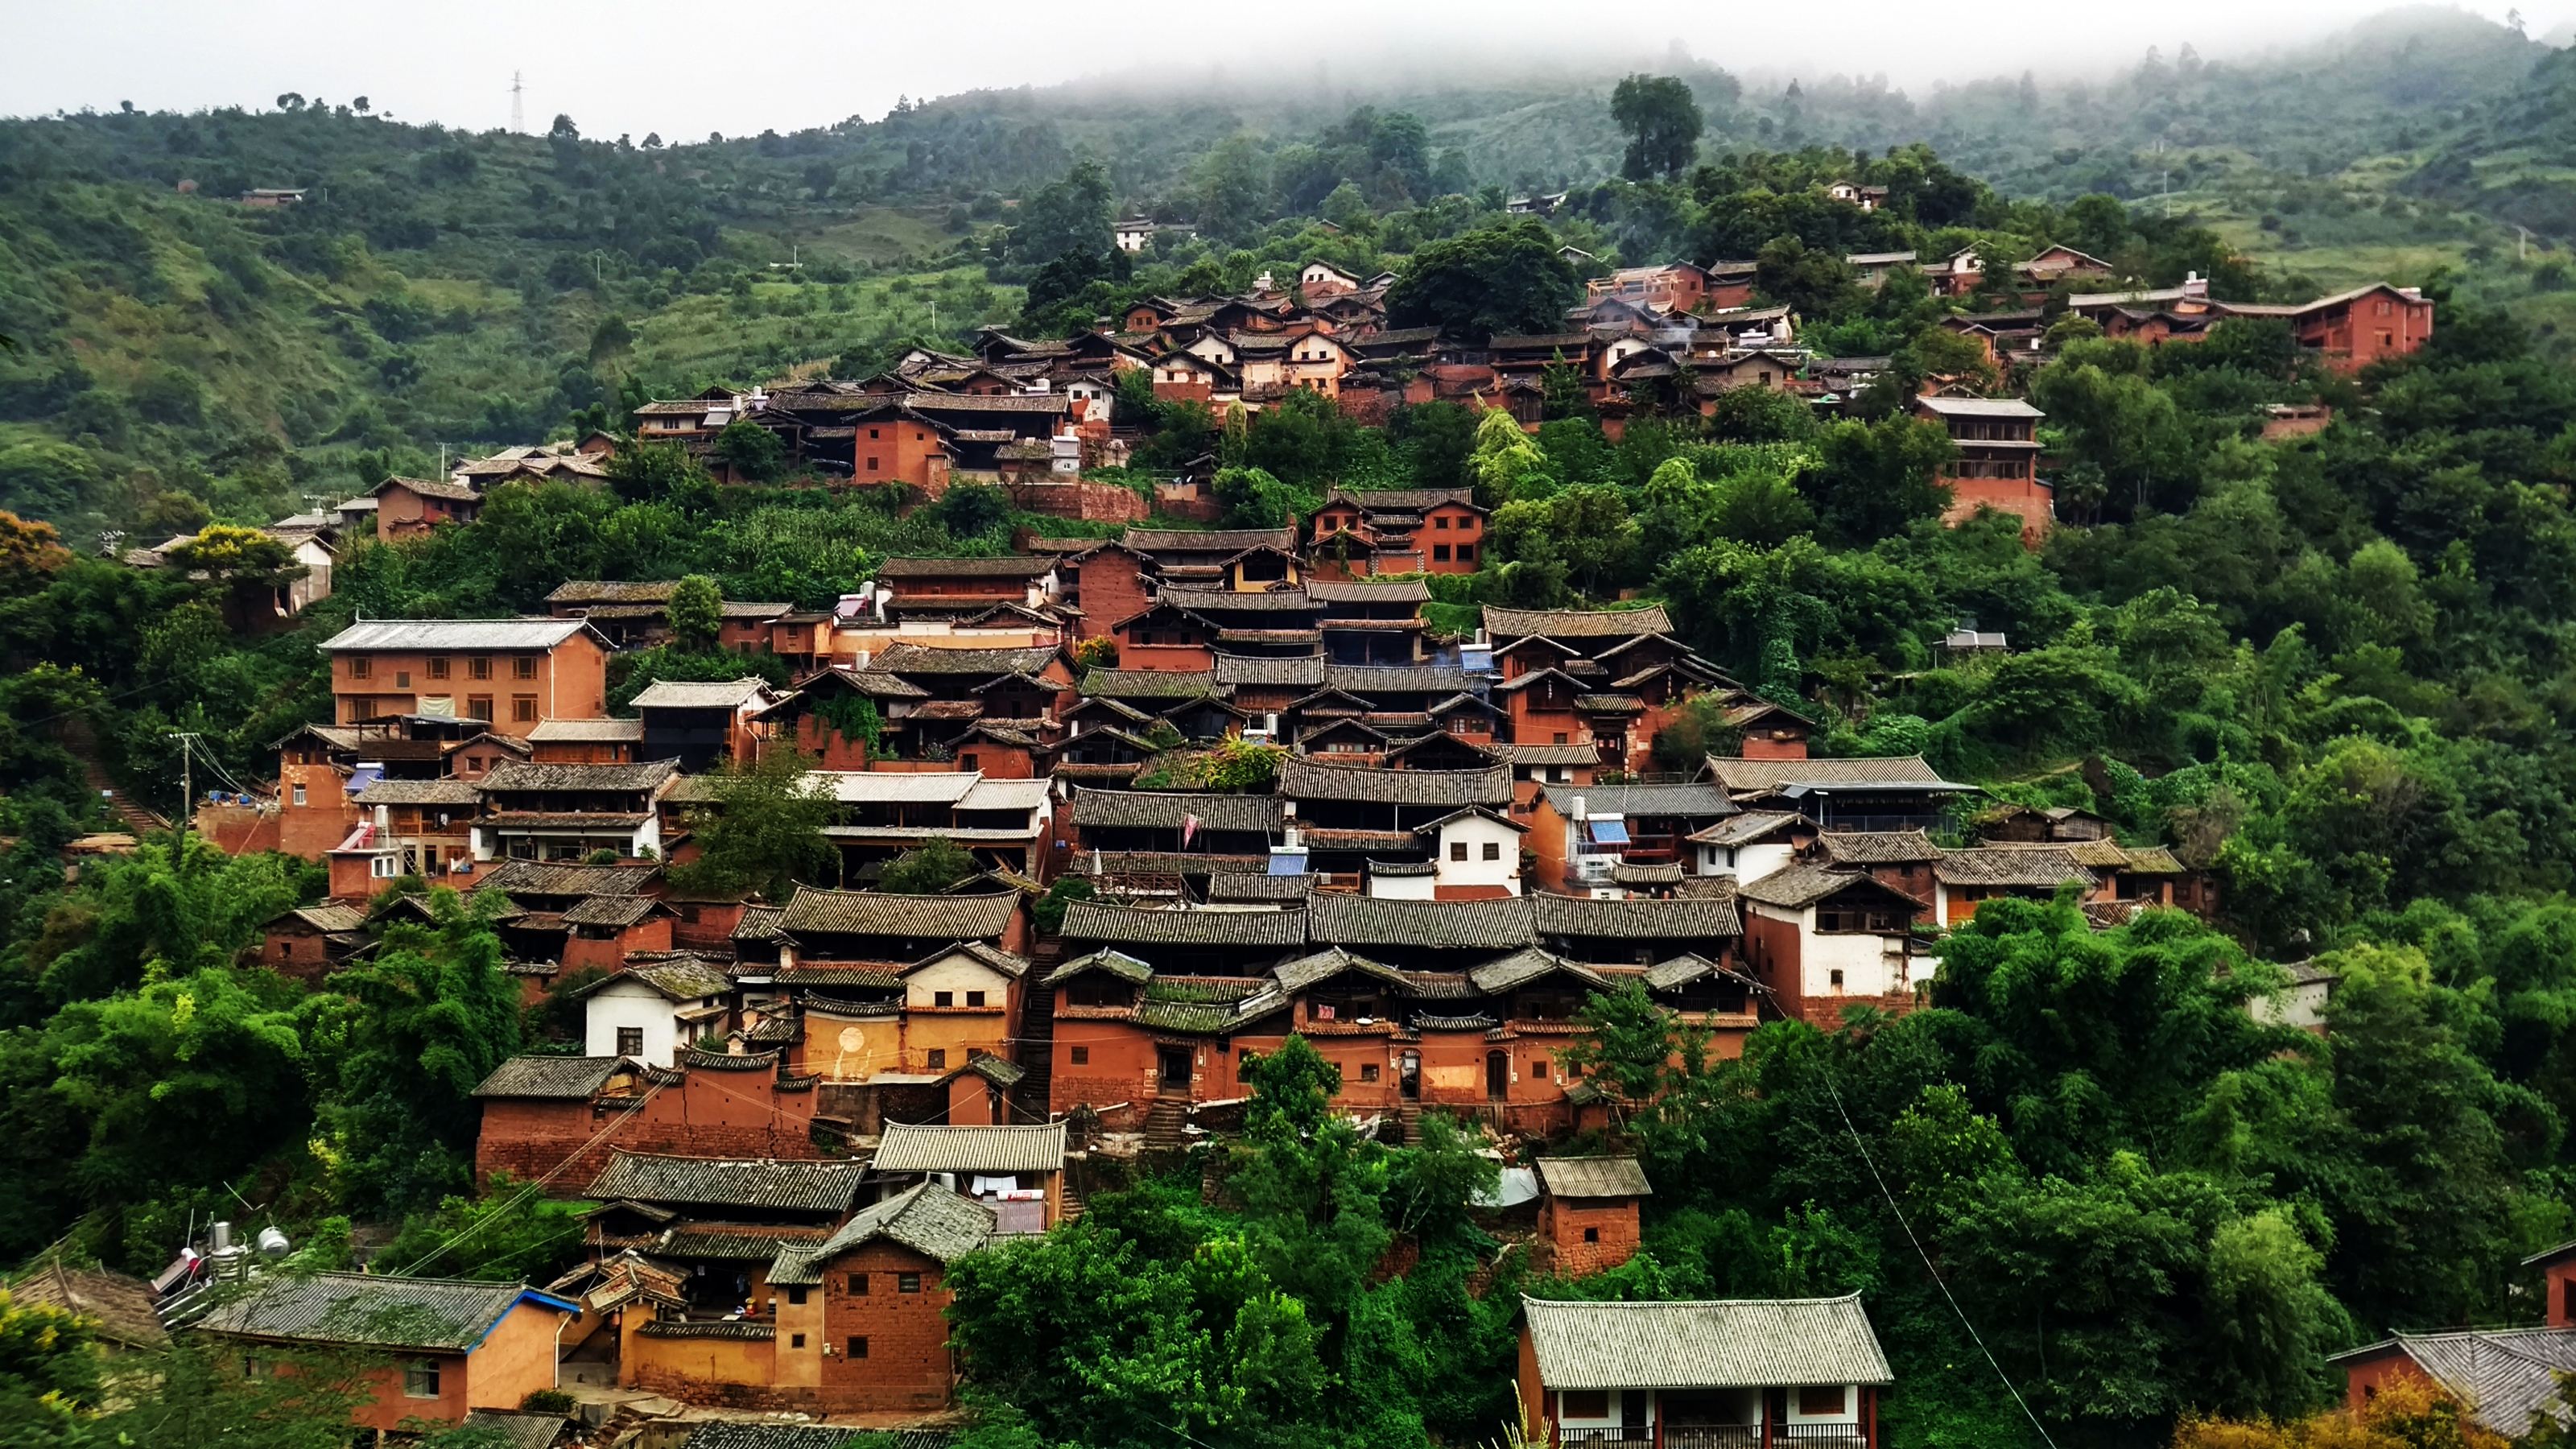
[320, 617, 612, 735]
[1913, 396, 2051, 547]
[1534, 1156, 1649, 1276]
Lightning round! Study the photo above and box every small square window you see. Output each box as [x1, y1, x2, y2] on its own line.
[1069, 1046, 1089, 1065]
[847, 1336, 869, 1359]
[1432, 543, 1451, 561]
[1583, 1226, 1600, 1244]
[394, 670, 411, 688]
[934, 990, 955, 1007]
[1360, 1063, 1381, 1082]
[1457, 544, 1476, 564]
[966, 990, 986, 1007]
[1829, 969, 1845, 989]
[898, 1273, 922, 1294]
[469, 657, 492, 680]
[848, 1273, 869, 1295]
[791, 1332, 807, 1348]
[866, 456, 880, 470]
[926, 1049, 947, 1070]
[402, 1359, 442, 1399]
[513, 695, 537, 722]
[1534, 1061, 1550, 1080]
[514, 656, 536, 679]
[428, 657, 449, 679]
[347, 656, 370, 679]
[1451, 841, 1468, 861]
[1483, 842, 1501, 861]
[616, 1027, 644, 1057]
[292, 783, 307, 806]
[786, 1286, 808, 1305]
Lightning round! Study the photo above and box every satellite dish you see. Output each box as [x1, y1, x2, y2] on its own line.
[256, 1227, 291, 1260]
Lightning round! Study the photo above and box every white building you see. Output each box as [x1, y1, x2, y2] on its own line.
[577, 956, 733, 1066]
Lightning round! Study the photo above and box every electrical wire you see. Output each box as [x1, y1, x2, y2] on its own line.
[382, 1076, 668, 1278]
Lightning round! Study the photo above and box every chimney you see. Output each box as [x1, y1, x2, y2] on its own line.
[2182, 272, 2208, 299]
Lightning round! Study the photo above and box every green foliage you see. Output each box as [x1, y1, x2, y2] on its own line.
[1384, 220, 1581, 336]
[877, 836, 980, 894]
[667, 747, 835, 901]
[374, 1179, 592, 1283]
[663, 572, 723, 654]
[1610, 76, 1704, 183]
[712, 418, 787, 483]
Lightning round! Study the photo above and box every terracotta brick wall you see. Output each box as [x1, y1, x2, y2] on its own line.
[1539, 1198, 1641, 1276]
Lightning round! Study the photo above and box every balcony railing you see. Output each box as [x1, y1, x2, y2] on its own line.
[1557, 1426, 1868, 1449]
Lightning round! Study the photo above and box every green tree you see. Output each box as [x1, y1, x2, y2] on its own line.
[668, 747, 834, 900]
[711, 418, 786, 482]
[878, 836, 980, 894]
[1015, 159, 1114, 266]
[1610, 74, 1704, 182]
[665, 573, 723, 654]
[1385, 220, 1582, 336]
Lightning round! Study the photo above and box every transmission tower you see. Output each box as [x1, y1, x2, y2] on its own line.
[510, 71, 525, 134]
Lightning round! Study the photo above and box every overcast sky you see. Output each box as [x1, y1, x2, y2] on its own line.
[1, 1, 2545, 140]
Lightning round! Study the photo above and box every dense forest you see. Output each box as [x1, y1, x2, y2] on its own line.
[10, 9, 2576, 1448]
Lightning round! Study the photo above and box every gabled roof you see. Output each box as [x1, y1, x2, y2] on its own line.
[481, 759, 682, 794]
[768, 1183, 995, 1283]
[1042, 947, 1154, 986]
[631, 678, 774, 710]
[1307, 894, 1534, 951]
[1070, 787, 1284, 834]
[873, 1121, 1067, 1176]
[1934, 847, 2092, 888]
[473, 1055, 634, 1099]
[1483, 605, 1674, 640]
[1522, 1294, 1892, 1389]
[7, 1264, 168, 1349]
[1082, 667, 1227, 700]
[776, 888, 1019, 941]
[1532, 892, 1740, 940]
[877, 555, 1057, 580]
[1541, 782, 1736, 819]
[1815, 831, 1942, 865]
[584, 1151, 869, 1215]
[192, 1274, 572, 1352]
[321, 617, 601, 651]
[2328, 1327, 2576, 1437]
[574, 956, 729, 1001]
[1702, 754, 1958, 795]
[866, 643, 1064, 677]
[1687, 810, 1809, 848]
[1536, 1156, 1652, 1199]
[1278, 756, 1511, 807]
[1469, 947, 1608, 993]
[1058, 900, 1308, 948]
[528, 718, 645, 743]
[1735, 863, 1914, 911]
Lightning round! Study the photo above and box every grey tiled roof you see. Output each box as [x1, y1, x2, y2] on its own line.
[478, 860, 662, 897]
[583, 1151, 869, 1214]
[1934, 847, 2093, 887]
[1214, 653, 1328, 687]
[1702, 754, 1953, 794]
[1278, 757, 1510, 807]
[1687, 810, 1808, 847]
[1816, 831, 1943, 865]
[1042, 947, 1155, 985]
[873, 1121, 1067, 1175]
[576, 956, 729, 1001]
[679, 1426, 877, 1449]
[1547, 782, 1737, 819]
[1059, 900, 1307, 947]
[2337, 1328, 2576, 1436]
[558, 894, 671, 930]
[473, 1055, 630, 1099]
[777, 888, 1018, 941]
[528, 718, 644, 743]
[1532, 892, 1741, 940]
[1081, 667, 1228, 700]
[1536, 1157, 1653, 1199]
[459, 1411, 569, 1449]
[349, 778, 484, 806]
[1208, 872, 1314, 901]
[192, 1273, 563, 1352]
[630, 678, 773, 709]
[1069, 786, 1282, 834]
[1307, 894, 1534, 951]
[1468, 947, 1608, 993]
[768, 1184, 995, 1283]
[1521, 1294, 1892, 1389]
[481, 759, 683, 794]
[1482, 605, 1673, 639]
[868, 643, 1063, 676]
[1735, 864, 1898, 910]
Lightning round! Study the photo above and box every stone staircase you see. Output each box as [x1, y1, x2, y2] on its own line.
[1395, 1101, 1425, 1145]
[60, 716, 167, 835]
[1013, 939, 1063, 1118]
[1142, 1097, 1191, 1150]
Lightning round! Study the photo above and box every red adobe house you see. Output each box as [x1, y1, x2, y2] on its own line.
[765, 1183, 997, 1411]
[1913, 396, 2051, 547]
[1308, 487, 1488, 576]
[369, 475, 484, 539]
[2252, 283, 2435, 372]
[320, 617, 613, 736]
[2326, 1241, 2576, 1438]
[1110, 598, 1221, 672]
[1583, 262, 1716, 313]
[1059, 540, 1157, 642]
[191, 1274, 576, 1434]
[1534, 1157, 1649, 1276]
[1519, 1295, 1892, 1448]
[471, 1054, 826, 1187]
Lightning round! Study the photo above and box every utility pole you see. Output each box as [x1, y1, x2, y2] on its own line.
[510, 71, 525, 134]
[2517, 225, 2534, 262]
[171, 731, 198, 846]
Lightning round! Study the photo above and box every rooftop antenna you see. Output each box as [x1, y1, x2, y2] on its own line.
[510, 70, 525, 135]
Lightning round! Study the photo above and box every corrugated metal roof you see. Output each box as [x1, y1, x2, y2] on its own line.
[322, 618, 594, 651]
[1522, 1294, 1891, 1389]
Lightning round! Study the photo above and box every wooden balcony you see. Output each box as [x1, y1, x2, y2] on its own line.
[1557, 1425, 1869, 1449]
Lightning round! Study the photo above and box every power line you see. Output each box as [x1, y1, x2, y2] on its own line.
[384, 1077, 668, 1278]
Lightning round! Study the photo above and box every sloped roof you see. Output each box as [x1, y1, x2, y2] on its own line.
[1307, 894, 1533, 951]
[473, 1055, 631, 1100]
[1522, 1294, 1892, 1389]
[2330, 1328, 2576, 1436]
[193, 1273, 568, 1352]
[1816, 831, 1943, 865]
[873, 1121, 1067, 1175]
[481, 759, 682, 794]
[1469, 947, 1608, 993]
[631, 678, 773, 710]
[1279, 757, 1511, 807]
[584, 1152, 868, 1214]
[1934, 847, 2093, 888]
[877, 555, 1056, 579]
[1308, 579, 1433, 604]
[767, 1184, 994, 1283]
[479, 860, 661, 897]
[1214, 653, 1328, 688]
[8, 1264, 168, 1349]
[456, 1411, 567, 1449]
[576, 956, 729, 1000]
[528, 718, 644, 743]
[1042, 947, 1155, 985]
[322, 618, 596, 652]
[1545, 782, 1736, 819]
[1532, 892, 1741, 940]
[1734, 863, 1897, 910]
[1687, 810, 1809, 847]
[1082, 668, 1228, 700]
[1703, 754, 1955, 795]
[1059, 900, 1308, 947]
[1483, 605, 1674, 640]
[1070, 786, 1282, 834]
[777, 888, 1018, 941]
[349, 778, 483, 806]
[1122, 526, 1298, 555]
[1536, 1157, 1652, 1199]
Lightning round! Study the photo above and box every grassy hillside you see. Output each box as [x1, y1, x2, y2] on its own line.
[0, 3, 2561, 539]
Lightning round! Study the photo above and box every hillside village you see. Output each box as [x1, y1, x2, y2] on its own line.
[16, 22, 2576, 1449]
